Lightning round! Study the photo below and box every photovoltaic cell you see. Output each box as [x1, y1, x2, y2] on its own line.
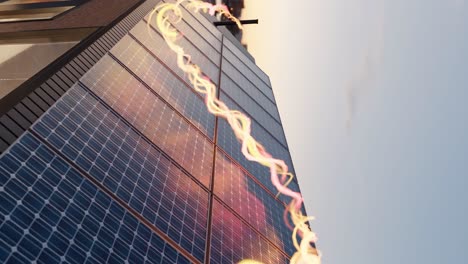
[128, 21, 192, 86]
[217, 94, 293, 173]
[221, 59, 280, 122]
[217, 117, 300, 205]
[31, 85, 209, 261]
[220, 83, 287, 146]
[109, 35, 215, 139]
[214, 151, 296, 256]
[80, 55, 214, 187]
[131, 19, 219, 86]
[0, 132, 191, 264]
[146, 6, 221, 65]
[177, 0, 223, 41]
[144, 14, 220, 79]
[222, 48, 274, 101]
[223, 39, 272, 87]
[210, 199, 289, 264]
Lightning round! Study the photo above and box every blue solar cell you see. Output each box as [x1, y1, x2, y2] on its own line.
[0, 132, 192, 264]
[220, 83, 287, 146]
[221, 59, 280, 122]
[131, 20, 219, 86]
[214, 151, 296, 256]
[80, 55, 213, 187]
[223, 39, 272, 88]
[177, 0, 223, 41]
[109, 35, 215, 139]
[217, 118, 300, 204]
[210, 199, 290, 264]
[30, 85, 208, 261]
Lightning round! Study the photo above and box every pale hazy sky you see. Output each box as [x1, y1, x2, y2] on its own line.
[242, 0, 468, 263]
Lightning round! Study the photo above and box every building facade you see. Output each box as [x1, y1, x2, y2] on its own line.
[0, 1, 305, 263]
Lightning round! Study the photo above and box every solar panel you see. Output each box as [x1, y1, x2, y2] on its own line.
[214, 151, 296, 256]
[80, 55, 214, 187]
[176, 0, 223, 41]
[109, 35, 215, 139]
[220, 81, 288, 146]
[0, 132, 192, 264]
[144, 8, 221, 65]
[223, 39, 272, 87]
[210, 199, 290, 264]
[221, 58, 281, 122]
[31, 85, 209, 261]
[217, 117, 300, 205]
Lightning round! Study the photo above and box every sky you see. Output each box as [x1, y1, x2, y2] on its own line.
[241, 0, 468, 263]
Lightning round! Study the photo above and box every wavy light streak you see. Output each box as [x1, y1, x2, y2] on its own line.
[148, 1, 321, 263]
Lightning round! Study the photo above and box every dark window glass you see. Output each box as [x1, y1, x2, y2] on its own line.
[0, 132, 190, 263]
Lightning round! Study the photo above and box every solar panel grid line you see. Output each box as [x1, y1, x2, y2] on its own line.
[219, 90, 289, 151]
[78, 54, 214, 186]
[109, 34, 215, 138]
[220, 74, 286, 145]
[128, 32, 206, 102]
[211, 195, 293, 258]
[216, 118, 301, 203]
[213, 150, 297, 256]
[174, 0, 223, 41]
[221, 46, 274, 90]
[106, 52, 215, 141]
[203, 34, 224, 264]
[221, 63, 280, 124]
[161, 9, 222, 60]
[222, 40, 271, 87]
[222, 47, 274, 102]
[143, 18, 220, 84]
[143, 15, 220, 67]
[76, 82, 211, 194]
[215, 146, 287, 208]
[210, 199, 290, 264]
[221, 56, 277, 108]
[1, 131, 198, 264]
[28, 85, 210, 261]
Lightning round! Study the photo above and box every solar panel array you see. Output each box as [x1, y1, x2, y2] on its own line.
[0, 0, 307, 263]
